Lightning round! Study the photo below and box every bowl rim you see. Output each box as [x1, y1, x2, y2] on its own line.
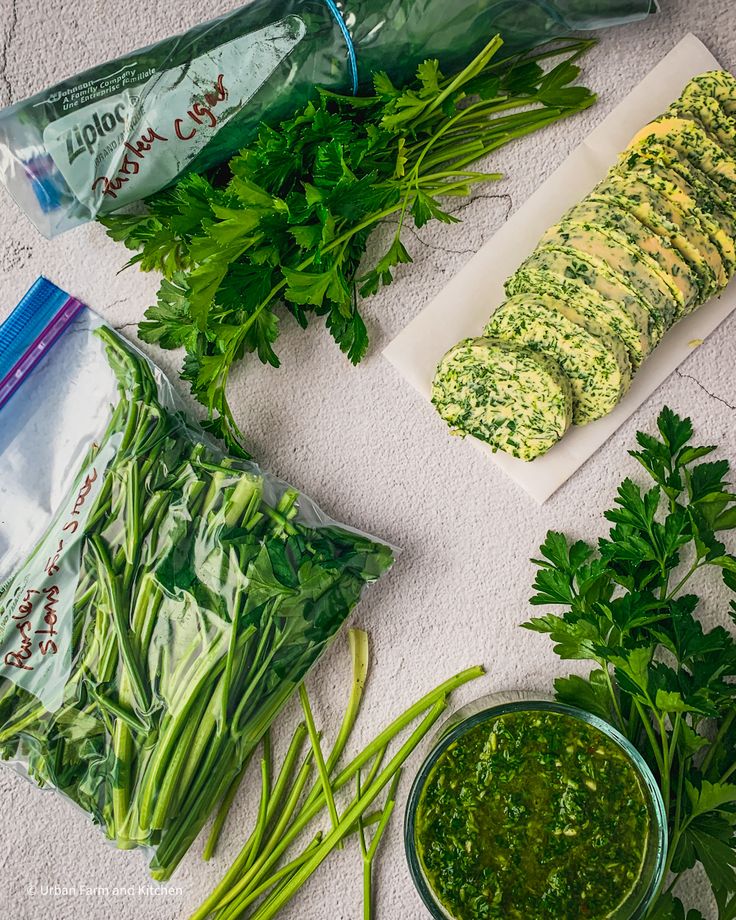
[404, 693, 669, 920]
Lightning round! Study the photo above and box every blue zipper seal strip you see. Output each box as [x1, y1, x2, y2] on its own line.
[323, 0, 358, 94]
[0, 277, 85, 411]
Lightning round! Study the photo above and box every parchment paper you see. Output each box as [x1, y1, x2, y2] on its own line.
[383, 34, 731, 503]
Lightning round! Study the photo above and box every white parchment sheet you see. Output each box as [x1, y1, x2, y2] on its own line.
[384, 34, 732, 503]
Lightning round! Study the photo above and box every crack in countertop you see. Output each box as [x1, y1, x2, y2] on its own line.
[676, 369, 736, 412]
[380, 192, 515, 259]
[383, 194, 514, 258]
[448, 192, 514, 222]
[0, 0, 19, 105]
[105, 298, 131, 312]
[392, 221, 479, 257]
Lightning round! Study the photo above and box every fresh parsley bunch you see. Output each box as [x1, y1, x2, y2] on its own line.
[102, 35, 596, 451]
[525, 407, 736, 918]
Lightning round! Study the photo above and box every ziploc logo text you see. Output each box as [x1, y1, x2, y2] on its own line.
[65, 100, 129, 165]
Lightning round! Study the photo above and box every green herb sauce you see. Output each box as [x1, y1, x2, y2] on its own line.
[415, 709, 650, 920]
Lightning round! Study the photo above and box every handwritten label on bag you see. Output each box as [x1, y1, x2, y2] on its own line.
[0, 437, 119, 711]
[41, 17, 306, 217]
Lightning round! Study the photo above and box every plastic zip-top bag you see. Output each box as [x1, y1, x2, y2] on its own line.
[0, 0, 658, 237]
[0, 278, 394, 878]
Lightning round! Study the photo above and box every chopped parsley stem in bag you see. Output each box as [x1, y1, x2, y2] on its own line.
[0, 324, 393, 879]
[103, 36, 597, 452]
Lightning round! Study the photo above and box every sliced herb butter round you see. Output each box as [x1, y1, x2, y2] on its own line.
[506, 265, 652, 369]
[650, 163, 736, 272]
[541, 219, 681, 327]
[617, 161, 735, 277]
[556, 199, 699, 315]
[537, 242, 667, 345]
[683, 71, 736, 117]
[431, 337, 572, 461]
[513, 247, 658, 349]
[484, 294, 632, 425]
[593, 175, 723, 304]
[629, 117, 736, 197]
[669, 83, 736, 153]
[620, 137, 736, 239]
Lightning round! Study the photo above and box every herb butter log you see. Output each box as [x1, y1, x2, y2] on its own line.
[433, 69, 736, 461]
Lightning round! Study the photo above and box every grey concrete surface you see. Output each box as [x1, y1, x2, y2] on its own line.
[1, 1, 735, 918]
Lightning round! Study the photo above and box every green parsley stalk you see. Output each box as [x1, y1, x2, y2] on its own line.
[357, 769, 401, 920]
[249, 703, 445, 920]
[525, 407, 736, 918]
[190, 646, 484, 920]
[103, 35, 596, 452]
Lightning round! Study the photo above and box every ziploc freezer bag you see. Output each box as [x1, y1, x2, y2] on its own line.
[0, 0, 657, 237]
[0, 278, 393, 877]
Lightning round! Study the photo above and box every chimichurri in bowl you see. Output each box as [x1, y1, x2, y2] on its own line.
[405, 695, 667, 920]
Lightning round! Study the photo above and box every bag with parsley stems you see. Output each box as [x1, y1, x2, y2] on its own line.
[0, 278, 394, 879]
[0, 0, 656, 237]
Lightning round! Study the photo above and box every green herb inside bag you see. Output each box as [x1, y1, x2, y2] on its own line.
[0, 326, 393, 879]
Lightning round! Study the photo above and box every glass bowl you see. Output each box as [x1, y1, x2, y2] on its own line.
[405, 690, 668, 920]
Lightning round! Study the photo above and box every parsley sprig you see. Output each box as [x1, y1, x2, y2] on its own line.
[524, 407, 736, 918]
[103, 35, 596, 452]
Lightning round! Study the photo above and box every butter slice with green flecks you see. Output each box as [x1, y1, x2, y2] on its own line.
[555, 199, 699, 316]
[616, 160, 735, 276]
[484, 293, 632, 425]
[669, 82, 736, 154]
[431, 337, 572, 461]
[681, 71, 736, 117]
[506, 265, 652, 370]
[619, 137, 736, 241]
[629, 117, 736, 200]
[513, 246, 659, 348]
[592, 174, 723, 305]
[541, 219, 682, 328]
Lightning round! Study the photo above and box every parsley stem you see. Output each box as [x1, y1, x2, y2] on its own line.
[219, 834, 325, 915]
[603, 665, 626, 733]
[206, 752, 316, 919]
[415, 34, 504, 127]
[191, 666, 482, 918]
[249, 701, 447, 920]
[657, 754, 687, 891]
[251, 751, 273, 865]
[203, 750, 255, 861]
[665, 560, 703, 601]
[703, 708, 736, 777]
[194, 629, 369, 917]
[657, 714, 672, 810]
[358, 769, 400, 920]
[299, 684, 341, 841]
[312, 628, 370, 782]
[634, 700, 666, 780]
[668, 713, 682, 771]
[417, 169, 502, 183]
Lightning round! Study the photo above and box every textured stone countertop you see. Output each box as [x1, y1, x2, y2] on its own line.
[1, 1, 735, 917]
